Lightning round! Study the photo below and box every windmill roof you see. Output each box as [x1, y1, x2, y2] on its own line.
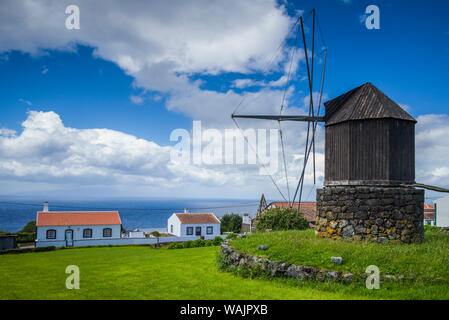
[324, 82, 416, 126]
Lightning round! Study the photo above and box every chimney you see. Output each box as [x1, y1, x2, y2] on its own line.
[43, 201, 49, 212]
[184, 208, 189, 214]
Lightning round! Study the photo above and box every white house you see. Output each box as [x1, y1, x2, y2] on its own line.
[36, 202, 122, 247]
[434, 196, 449, 227]
[167, 212, 221, 238]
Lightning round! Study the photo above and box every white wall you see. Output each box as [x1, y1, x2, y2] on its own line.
[179, 223, 220, 237]
[36, 224, 121, 242]
[168, 214, 181, 236]
[35, 234, 226, 247]
[435, 196, 449, 227]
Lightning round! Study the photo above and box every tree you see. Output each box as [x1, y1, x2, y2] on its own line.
[220, 213, 243, 233]
[20, 220, 36, 233]
[255, 207, 309, 232]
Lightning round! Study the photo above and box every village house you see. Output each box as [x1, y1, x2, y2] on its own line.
[35, 202, 122, 247]
[424, 203, 436, 226]
[433, 196, 449, 227]
[167, 211, 221, 238]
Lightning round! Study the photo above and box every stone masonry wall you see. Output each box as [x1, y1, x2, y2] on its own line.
[315, 186, 424, 243]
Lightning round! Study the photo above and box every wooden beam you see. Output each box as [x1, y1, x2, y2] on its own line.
[231, 114, 325, 122]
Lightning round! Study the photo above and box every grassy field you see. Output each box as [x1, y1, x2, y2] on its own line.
[230, 229, 449, 299]
[1, 245, 371, 300]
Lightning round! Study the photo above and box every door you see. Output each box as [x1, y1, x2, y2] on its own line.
[65, 229, 74, 247]
[195, 226, 201, 236]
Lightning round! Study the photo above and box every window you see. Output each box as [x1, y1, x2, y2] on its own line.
[207, 226, 213, 235]
[195, 226, 201, 236]
[170, 225, 173, 233]
[83, 228, 92, 238]
[46, 229, 56, 239]
[186, 227, 193, 235]
[103, 228, 112, 237]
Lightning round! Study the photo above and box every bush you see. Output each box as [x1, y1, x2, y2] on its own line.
[212, 236, 224, 246]
[424, 225, 440, 232]
[167, 242, 178, 249]
[15, 232, 36, 243]
[221, 214, 243, 233]
[192, 239, 206, 247]
[150, 231, 161, 237]
[183, 240, 193, 248]
[226, 233, 238, 239]
[205, 241, 213, 246]
[255, 207, 309, 232]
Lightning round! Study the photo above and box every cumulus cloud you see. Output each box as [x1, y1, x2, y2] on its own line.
[415, 114, 449, 187]
[0, 110, 323, 199]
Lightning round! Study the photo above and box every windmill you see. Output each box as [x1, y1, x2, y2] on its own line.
[231, 9, 327, 215]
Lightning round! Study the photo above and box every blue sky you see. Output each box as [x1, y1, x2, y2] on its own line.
[0, 0, 448, 199]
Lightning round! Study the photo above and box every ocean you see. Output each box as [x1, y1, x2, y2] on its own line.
[0, 198, 259, 233]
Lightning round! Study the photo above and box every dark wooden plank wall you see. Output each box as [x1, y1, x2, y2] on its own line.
[325, 119, 415, 183]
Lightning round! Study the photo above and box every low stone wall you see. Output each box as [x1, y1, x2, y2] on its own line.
[220, 240, 354, 283]
[315, 186, 424, 243]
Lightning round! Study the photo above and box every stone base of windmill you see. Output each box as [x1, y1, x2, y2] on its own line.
[315, 186, 424, 244]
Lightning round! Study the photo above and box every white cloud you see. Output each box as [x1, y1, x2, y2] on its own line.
[19, 98, 32, 106]
[0, 128, 16, 137]
[416, 114, 449, 188]
[130, 95, 144, 105]
[41, 66, 49, 74]
[0, 0, 292, 82]
[0, 1, 330, 200]
[0, 110, 324, 199]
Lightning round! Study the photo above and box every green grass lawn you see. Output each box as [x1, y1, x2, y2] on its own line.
[1, 245, 371, 300]
[230, 229, 449, 299]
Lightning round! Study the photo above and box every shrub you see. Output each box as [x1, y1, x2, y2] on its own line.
[150, 231, 161, 237]
[255, 207, 309, 232]
[424, 225, 440, 232]
[212, 236, 224, 246]
[183, 240, 193, 248]
[192, 239, 206, 247]
[226, 233, 238, 239]
[15, 232, 36, 243]
[221, 214, 243, 233]
[167, 243, 178, 249]
[205, 241, 213, 246]
[175, 243, 184, 249]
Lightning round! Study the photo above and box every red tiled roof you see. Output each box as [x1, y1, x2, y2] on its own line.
[424, 203, 434, 210]
[269, 202, 316, 210]
[175, 213, 220, 224]
[36, 211, 121, 226]
[267, 202, 317, 223]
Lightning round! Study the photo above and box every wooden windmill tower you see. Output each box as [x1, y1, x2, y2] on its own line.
[232, 9, 433, 243]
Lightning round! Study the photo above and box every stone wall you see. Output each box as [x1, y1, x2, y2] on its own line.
[315, 186, 424, 243]
[220, 239, 354, 283]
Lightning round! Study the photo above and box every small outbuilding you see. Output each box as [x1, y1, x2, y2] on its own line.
[0, 235, 18, 251]
[433, 196, 449, 227]
[167, 212, 221, 238]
